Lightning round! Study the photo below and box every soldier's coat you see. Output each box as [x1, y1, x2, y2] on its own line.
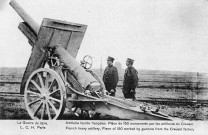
[123, 66, 138, 99]
[103, 65, 119, 93]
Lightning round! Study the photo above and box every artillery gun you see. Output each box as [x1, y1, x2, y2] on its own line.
[10, 0, 173, 120]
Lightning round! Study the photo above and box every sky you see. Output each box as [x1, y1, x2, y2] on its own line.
[1, 0, 208, 72]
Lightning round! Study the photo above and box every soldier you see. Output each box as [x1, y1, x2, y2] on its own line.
[103, 56, 119, 96]
[123, 58, 138, 100]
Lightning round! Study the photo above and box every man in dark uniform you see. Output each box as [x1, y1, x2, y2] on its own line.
[123, 58, 138, 100]
[103, 56, 119, 96]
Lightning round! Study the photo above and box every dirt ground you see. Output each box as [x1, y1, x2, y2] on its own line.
[0, 87, 208, 120]
[117, 87, 208, 121]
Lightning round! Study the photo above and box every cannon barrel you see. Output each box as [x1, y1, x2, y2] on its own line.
[10, 0, 40, 35]
[55, 45, 100, 89]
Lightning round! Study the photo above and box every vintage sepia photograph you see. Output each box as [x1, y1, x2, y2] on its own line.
[0, 0, 208, 134]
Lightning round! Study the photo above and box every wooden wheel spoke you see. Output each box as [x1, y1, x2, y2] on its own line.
[49, 89, 60, 96]
[45, 74, 54, 89]
[48, 79, 55, 90]
[45, 75, 50, 89]
[41, 102, 46, 120]
[25, 68, 66, 120]
[27, 90, 41, 96]
[49, 97, 61, 103]
[31, 80, 42, 93]
[64, 71, 67, 82]
[37, 73, 44, 88]
[33, 101, 43, 117]
[46, 102, 52, 120]
[47, 100, 58, 115]
[27, 97, 41, 106]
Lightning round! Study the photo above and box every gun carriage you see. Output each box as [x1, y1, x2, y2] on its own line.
[10, 0, 173, 120]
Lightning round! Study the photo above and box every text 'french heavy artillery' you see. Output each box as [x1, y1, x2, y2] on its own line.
[9, 0, 173, 120]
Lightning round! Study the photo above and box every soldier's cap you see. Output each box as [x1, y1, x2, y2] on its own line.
[126, 58, 134, 63]
[107, 56, 115, 62]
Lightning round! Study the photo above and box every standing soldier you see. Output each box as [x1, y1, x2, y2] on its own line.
[103, 56, 119, 96]
[123, 58, 138, 100]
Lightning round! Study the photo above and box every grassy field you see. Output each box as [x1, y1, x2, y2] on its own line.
[1, 67, 208, 120]
[0, 90, 207, 120]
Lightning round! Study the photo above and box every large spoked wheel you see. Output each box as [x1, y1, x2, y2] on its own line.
[24, 68, 66, 120]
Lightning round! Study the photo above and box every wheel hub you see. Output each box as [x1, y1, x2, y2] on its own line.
[42, 92, 48, 100]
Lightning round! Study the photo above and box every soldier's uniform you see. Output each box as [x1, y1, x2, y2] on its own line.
[123, 58, 138, 100]
[103, 57, 119, 96]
